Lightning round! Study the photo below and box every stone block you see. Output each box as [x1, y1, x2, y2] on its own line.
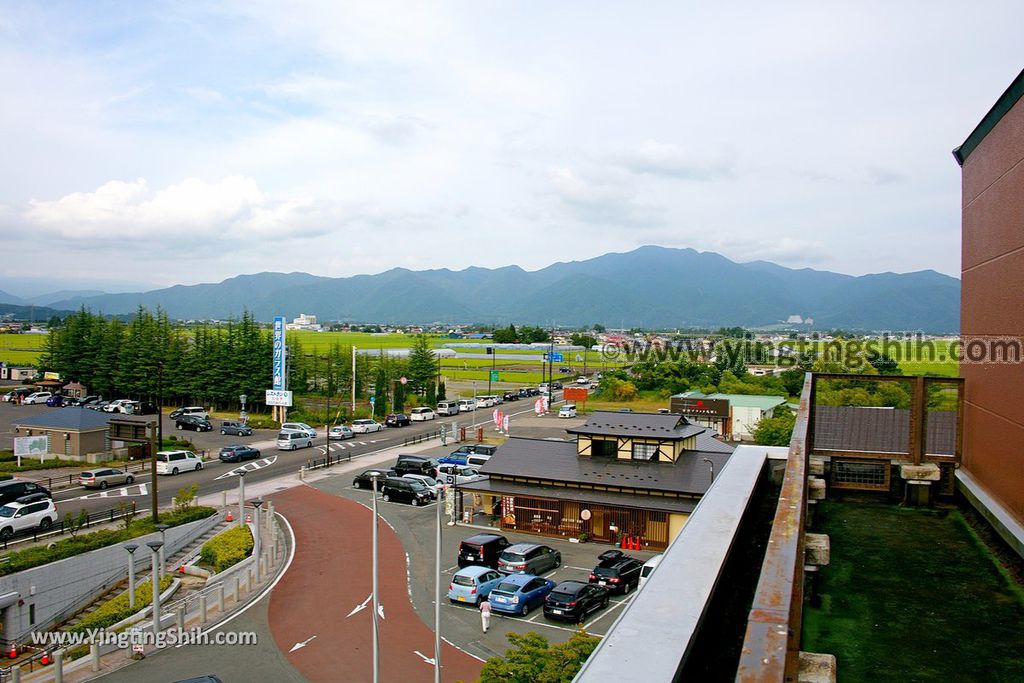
[900, 463, 941, 481]
[808, 476, 827, 500]
[809, 458, 825, 476]
[805, 533, 830, 566]
[798, 651, 836, 683]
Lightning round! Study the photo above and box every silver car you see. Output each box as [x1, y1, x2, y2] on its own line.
[79, 468, 135, 489]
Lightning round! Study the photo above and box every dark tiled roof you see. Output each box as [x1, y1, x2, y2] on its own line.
[566, 411, 705, 440]
[812, 406, 957, 456]
[13, 408, 129, 431]
[458, 478, 699, 515]
[478, 436, 733, 496]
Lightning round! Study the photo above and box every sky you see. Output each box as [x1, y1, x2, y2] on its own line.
[1, 1, 1021, 297]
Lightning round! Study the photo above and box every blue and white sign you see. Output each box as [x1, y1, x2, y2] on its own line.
[265, 389, 293, 407]
[273, 316, 285, 390]
[545, 352, 563, 363]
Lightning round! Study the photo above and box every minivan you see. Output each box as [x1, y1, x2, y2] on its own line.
[156, 450, 203, 475]
[639, 554, 664, 588]
[169, 406, 208, 420]
[466, 454, 491, 470]
[277, 431, 313, 450]
[394, 455, 439, 478]
[281, 422, 317, 437]
[457, 399, 476, 413]
[458, 533, 510, 569]
[0, 480, 51, 507]
[497, 543, 562, 575]
[409, 407, 436, 421]
[436, 401, 459, 416]
[380, 477, 432, 506]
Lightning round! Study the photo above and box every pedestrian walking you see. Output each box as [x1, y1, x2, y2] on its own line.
[480, 596, 492, 633]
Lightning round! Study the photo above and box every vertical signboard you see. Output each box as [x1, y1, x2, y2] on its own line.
[273, 316, 285, 390]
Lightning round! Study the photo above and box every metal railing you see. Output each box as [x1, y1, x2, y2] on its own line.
[402, 428, 442, 447]
[0, 501, 141, 551]
[304, 450, 355, 471]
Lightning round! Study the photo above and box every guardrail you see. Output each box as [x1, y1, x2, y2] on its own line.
[0, 501, 141, 552]
[735, 373, 813, 682]
[304, 451, 355, 471]
[402, 428, 442, 447]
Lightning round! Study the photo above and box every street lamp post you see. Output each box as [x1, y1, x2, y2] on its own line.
[370, 473, 382, 683]
[471, 381, 477, 430]
[125, 544, 138, 609]
[252, 499, 263, 581]
[434, 483, 443, 683]
[237, 471, 246, 528]
[147, 541, 163, 636]
[703, 457, 715, 483]
[155, 524, 169, 578]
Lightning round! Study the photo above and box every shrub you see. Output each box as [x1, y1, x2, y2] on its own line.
[67, 575, 174, 634]
[199, 525, 254, 573]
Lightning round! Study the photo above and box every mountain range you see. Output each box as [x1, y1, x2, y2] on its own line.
[2, 247, 960, 331]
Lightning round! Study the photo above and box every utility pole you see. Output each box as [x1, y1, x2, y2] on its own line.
[352, 345, 357, 420]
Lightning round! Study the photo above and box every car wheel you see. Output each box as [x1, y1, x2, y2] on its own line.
[99, 481, 108, 490]
[196, 463, 203, 470]
[221, 430, 226, 435]
[177, 424, 183, 430]
[353, 480, 361, 488]
[126, 476, 134, 484]
[39, 517, 53, 531]
[623, 580, 631, 594]
[172, 467, 179, 475]
[0, 527, 12, 540]
[382, 494, 390, 502]
[554, 555, 561, 569]
[411, 498, 419, 507]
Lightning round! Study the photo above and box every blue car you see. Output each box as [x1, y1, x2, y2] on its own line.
[438, 452, 471, 466]
[488, 574, 557, 616]
[447, 566, 503, 606]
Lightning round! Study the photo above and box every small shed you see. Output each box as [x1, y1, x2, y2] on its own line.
[12, 408, 132, 461]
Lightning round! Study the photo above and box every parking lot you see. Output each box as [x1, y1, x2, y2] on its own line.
[311, 454, 658, 661]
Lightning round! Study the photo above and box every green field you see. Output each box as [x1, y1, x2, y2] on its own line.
[286, 331, 445, 352]
[0, 334, 47, 365]
[797, 339, 959, 377]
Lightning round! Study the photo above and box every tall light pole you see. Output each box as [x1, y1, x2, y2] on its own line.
[471, 381, 477, 430]
[252, 499, 263, 581]
[352, 345, 357, 420]
[155, 524, 169, 578]
[434, 483, 443, 683]
[370, 473, 382, 683]
[148, 540, 163, 636]
[125, 544, 138, 610]
[237, 471, 246, 528]
[703, 457, 715, 483]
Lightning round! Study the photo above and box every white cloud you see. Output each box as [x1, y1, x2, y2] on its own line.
[615, 140, 734, 181]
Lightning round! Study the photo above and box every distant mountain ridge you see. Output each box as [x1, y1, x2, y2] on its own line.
[21, 247, 959, 331]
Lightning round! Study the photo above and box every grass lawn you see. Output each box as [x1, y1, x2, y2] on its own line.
[0, 349, 41, 364]
[441, 370, 546, 384]
[287, 331, 446, 352]
[0, 334, 47, 350]
[802, 499, 1024, 683]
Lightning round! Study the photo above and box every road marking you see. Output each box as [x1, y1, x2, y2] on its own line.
[346, 594, 372, 617]
[78, 483, 148, 500]
[413, 650, 436, 665]
[289, 635, 317, 652]
[358, 441, 368, 445]
[214, 456, 278, 480]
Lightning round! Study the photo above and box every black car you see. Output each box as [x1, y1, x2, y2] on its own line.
[69, 395, 99, 406]
[88, 401, 110, 411]
[551, 381, 563, 390]
[526, 387, 541, 397]
[385, 413, 411, 427]
[133, 401, 157, 415]
[544, 581, 609, 622]
[458, 533, 510, 569]
[220, 420, 254, 436]
[0, 480, 52, 507]
[502, 391, 520, 401]
[559, 366, 573, 374]
[353, 468, 396, 489]
[517, 388, 530, 398]
[394, 455, 439, 478]
[176, 415, 213, 432]
[218, 445, 261, 463]
[589, 549, 644, 594]
[380, 476, 431, 506]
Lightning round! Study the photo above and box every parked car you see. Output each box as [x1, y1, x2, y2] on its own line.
[277, 431, 313, 450]
[401, 474, 442, 497]
[447, 566, 503, 605]
[218, 445, 261, 463]
[79, 468, 135, 489]
[351, 419, 384, 434]
[409, 407, 436, 421]
[103, 399, 134, 413]
[436, 401, 460, 416]
[502, 392, 520, 402]
[550, 381, 563, 390]
[379, 476, 432, 506]
[558, 404, 577, 418]
[437, 464, 482, 486]
[87, 401, 110, 411]
[385, 413, 411, 428]
[69, 395, 99, 406]
[169, 406, 208, 420]
[45, 394, 65, 407]
[488, 574, 557, 616]
[446, 444, 497, 458]
[1, 388, 33, 402]
[0, 480, 51, 506]
[176, 415, 213, 432]
[281, 422, 317, 438]
[639, 554, 664, 589]
[497, 542, 562, 575]
[220, 420, 253, 436]
[156, 450, 203, 475]
[352, 468, 395, 490]
[329, 425, 354, 440]
[394, 455, 440, 478]
[458, 533, 510, 569]
[544, 581, 609, 622]
[589, 549, 644, 594]
[23, 392, 52, 405]
[576, 376, 590, 384]
[457, 399, 477, 413]
[132, 401, 157, 415]
[476, 396, 495, 409]
[0, 496, 58, 539]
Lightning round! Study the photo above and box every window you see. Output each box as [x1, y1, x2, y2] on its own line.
[632, 443, 658, 461]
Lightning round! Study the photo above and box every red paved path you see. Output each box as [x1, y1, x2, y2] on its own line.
[268, 486, 484, 683]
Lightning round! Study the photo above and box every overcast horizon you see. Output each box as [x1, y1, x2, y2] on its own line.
[2, 1, 1022, 294]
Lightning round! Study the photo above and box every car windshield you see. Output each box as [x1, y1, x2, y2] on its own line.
[81, 471, 96, 477]
[500, 551, 526, 562]
[157, 454, 169, 462]
[494, 581, 520, 594]
[453, 575, 477, 587]
[408, 480, 426, 491]
[549, 590, 575, 600]
[0, 506, 16, 518]
[593, 567, 618, 577]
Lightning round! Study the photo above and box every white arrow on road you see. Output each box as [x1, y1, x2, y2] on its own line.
[346, 594, 372, 618]
[413, 650, 436, 665]
[378, 604, 385, 620]
[214, 456, 278, 480]
[289, 635, 317, 652]
[78, 483, 149, 500]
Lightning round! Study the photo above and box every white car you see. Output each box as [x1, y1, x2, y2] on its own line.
[23, 392, 52, 405]
[437, 464, 485, 486]
[103, 399, 134, 413]
[639, 554, 664, 588]
[476, 396, 495, 408]
[351, 419, 384, 434]
[576, 376, 589, 385]
[329, 425, 355, 440]
[156, 450, 203, 475]
[409, 407, 436, 422]
[558, 404, 577, 418]
[401, 474, 442, 496]
[282, 422, 317, 438]
[0, 495, 57, 539]
[457, 399, 477, 413]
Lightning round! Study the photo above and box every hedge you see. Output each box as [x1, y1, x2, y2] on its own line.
[0, 506, 217, 577]
[67, 575, 174, 634]
[199, 525, 254, 573]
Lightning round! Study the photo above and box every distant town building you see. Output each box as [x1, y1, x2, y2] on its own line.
[286, 313, 321, 331]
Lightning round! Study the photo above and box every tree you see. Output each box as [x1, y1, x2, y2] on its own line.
[479, 630, 600, 683]
[753, 408, 797, 446]
[570, 333, 598, 349]
[406, 335, 438, 395]
[868, 352, 902, 375]
[592, 323, 606, 333]
[492, 324, 518, 344]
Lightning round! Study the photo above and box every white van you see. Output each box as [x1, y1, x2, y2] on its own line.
[436, 401, 459, 416]
[277, 431, 313, 450]
[476, 395, 495, 408]
[639, 554, 664, 588]
[457, 399, 477, 413]
[282, 422, 317, 437]
[410, 407, 436, 422]
[466, 453, 491, 469]
[156, 450, 203, 475]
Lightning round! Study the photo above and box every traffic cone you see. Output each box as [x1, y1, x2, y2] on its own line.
[619, 535, 628, 549]
[225, 511, 234, 522]
[8, 643, 16, 659]
[245, 514, 252, 523]
[633, 537, 641, 550]
[179, 565, 186, 574]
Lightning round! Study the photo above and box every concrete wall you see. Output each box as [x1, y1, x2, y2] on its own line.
[668, 512, 689, 542]
[0, 511, 223, 642]
[960, 91, 1024, 524]
[731, 406, 763, 440]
